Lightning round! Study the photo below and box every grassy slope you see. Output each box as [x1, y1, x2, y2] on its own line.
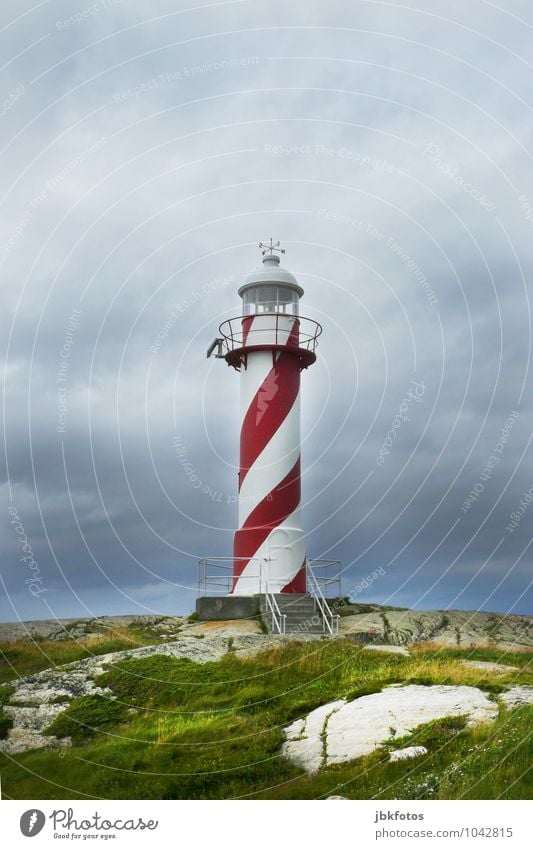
[0, 623, 164, 684]
[0, 640, 531, 800]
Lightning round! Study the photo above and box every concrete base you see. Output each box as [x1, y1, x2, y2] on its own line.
[196, 595, 260, 621]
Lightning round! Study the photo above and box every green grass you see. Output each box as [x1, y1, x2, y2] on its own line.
[0, 640, 531, 800]
[0, 626, 162, 684]
[430, 646, 533, 669]
[45, 694, 130, 744]
[0, 685, 15, 738]
[259, 706, 532, 800]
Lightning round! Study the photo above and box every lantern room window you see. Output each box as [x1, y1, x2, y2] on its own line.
[242, 285, 300, 316]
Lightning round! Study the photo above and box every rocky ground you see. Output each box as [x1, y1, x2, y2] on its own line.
[0, 614, 188, 643]
[0, 632, 317, 754]
[0, 605, 530, 647]
[338, 605, 532, 649]
[282, 683, 533, 773]
[0, 606, 531, 759]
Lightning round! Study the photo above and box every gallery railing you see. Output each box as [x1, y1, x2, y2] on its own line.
[197, 557, 341, 598]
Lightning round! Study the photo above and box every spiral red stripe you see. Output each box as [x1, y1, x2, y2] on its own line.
[231, 310, 308, 595]
[281, 558, 307, 593]
[241, 315, 253, 348]
[233, 457, 301, 586]
[238, 351, 300, 489]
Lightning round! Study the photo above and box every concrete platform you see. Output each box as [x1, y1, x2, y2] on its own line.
[196, 595, 260, 621]
[185, 619, 264, 636]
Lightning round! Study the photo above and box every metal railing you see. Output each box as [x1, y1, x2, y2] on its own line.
[198, 557, 341, 598]
[198, 556, 230, 596]
[198, 557, 261, 596]
[218, 313, 322, 357]
[307, 562, 341, 636]
[307, 559, 342, 599]
[264, 585, 286, 635]
[197, 556, 342, 636]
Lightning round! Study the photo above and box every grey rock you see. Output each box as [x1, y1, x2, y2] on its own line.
[0, 615, 187, 644]
[340, 608, 532, 650]
[283, 685, 498, 774]
[2, 728, 71, 755]
[4, 703, 67, 731]
[462, 660, 519, 673]
[0, 632, 319, 754]
[389, 745, 428, 762]
[364, 644, 409, 656]
[1, 702, 73, 755]
[499, 686, 533, 709]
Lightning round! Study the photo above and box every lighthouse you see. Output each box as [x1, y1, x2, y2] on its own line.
[199, 242, 339, 632]
[216, 241, 321, 596]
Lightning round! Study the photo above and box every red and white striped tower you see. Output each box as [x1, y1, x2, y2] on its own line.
[219, 241, 321, 595]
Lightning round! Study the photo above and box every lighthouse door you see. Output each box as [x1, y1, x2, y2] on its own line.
[268, 530, 290, 591]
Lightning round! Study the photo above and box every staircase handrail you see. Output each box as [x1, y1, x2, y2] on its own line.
[264, 583, 286, 635]
[307, 563, 340, 635]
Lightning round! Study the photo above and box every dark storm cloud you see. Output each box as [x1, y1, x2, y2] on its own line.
[1, 0, 531, 620]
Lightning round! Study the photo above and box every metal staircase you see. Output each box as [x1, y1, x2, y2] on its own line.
[261, 564, 340, 636]
[197, 557, 341, 636]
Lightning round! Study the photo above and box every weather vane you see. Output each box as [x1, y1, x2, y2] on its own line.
[259, 238, 285, 257]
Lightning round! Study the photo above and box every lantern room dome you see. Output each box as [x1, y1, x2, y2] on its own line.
[238, 253, 304, 299]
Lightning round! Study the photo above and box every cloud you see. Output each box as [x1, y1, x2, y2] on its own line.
[1, 0, 532, 621]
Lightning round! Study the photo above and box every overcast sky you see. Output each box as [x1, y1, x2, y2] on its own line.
[1, 0, 532, 622]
